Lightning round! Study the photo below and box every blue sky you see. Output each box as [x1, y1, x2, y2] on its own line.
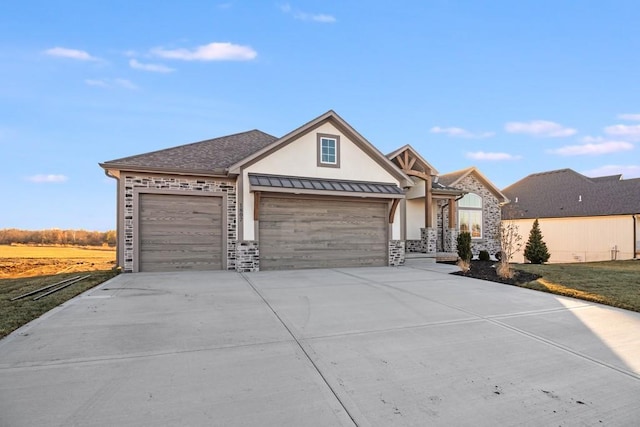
[1, 1, 639, 231]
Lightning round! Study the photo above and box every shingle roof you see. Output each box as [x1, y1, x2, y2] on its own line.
[100, 130, 278, 173]
[502, 168, 640, 219]
[249, 173, 404, 196]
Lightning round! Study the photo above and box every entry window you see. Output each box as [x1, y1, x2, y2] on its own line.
[458, 193, 482, 238]
[317, 133, 340, 168]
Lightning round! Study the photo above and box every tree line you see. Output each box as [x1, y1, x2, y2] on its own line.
[0, 228, 116, 247]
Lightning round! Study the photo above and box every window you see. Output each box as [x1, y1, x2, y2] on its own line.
[317, 133, 340, 168]
[458, 193, 482, 238]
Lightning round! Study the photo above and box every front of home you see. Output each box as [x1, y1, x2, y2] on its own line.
[502, 168, 640, 263]
[101, 111, 505, 272]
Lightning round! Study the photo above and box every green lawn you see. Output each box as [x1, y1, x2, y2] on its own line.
[516, 260, 640, 312]
[0, 270, 119, 339]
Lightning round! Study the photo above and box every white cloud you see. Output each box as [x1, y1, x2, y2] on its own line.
[617, 113, 640, 121]
[44, 47, 98, 61]
[27, 174, 68, 183]
[85, 78, 138, 90]
[129, 59, 175, 73]
[151, 42, 257, 61]
[582, 165, 640, 179]
[429, 126, 494, 139]
[547, 137, 633, 156]
[604, 124, 640, 141]
[280, 3, 336, 23]
[504, 120, 577, 137]
[465, 151, 522, 161]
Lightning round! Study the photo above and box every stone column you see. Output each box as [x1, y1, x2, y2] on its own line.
[421, 228, 437, 253]
[388, 240, 405, 266]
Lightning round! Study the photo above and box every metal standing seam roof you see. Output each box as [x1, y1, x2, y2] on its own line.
[248, 174, 404, 196]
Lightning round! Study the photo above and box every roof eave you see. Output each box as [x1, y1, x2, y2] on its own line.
[99, 163, 231, 178]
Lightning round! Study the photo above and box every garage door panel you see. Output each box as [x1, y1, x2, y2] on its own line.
[259, 197, 387, 270]
[139, 193, 223, 272]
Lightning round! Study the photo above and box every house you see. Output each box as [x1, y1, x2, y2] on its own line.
[100, 110, 505, 272]
[502, 168, 640, 263]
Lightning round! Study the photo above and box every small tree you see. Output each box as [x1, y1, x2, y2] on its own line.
[498, 220, 523, 279]
[456, 231, 472, 272]
[524, 219, 550, 264]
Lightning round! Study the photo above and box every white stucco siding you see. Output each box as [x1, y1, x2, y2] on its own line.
[241, 122, 403, 240]
[406, 199, 425, 240]
[505, 215, 635, 263]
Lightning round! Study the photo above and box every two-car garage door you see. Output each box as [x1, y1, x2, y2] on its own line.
[138, 193, 223, 272]
[137, 193, 389, 272]
[259, 196, 388, 270]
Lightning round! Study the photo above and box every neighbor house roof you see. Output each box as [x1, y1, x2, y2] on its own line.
[438, 167, 509, 203]
[100, 130, 278, 175]
[502, 168, 640, 219]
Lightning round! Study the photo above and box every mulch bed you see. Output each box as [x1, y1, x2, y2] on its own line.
[446, 260, 541, 286]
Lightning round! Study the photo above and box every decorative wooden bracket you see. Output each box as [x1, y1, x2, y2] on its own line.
[389, 199, 400, 224]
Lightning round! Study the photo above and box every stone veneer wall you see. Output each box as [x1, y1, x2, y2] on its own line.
[455, 174, 502, 258]
[405, 240, 423, 253]
[421, 228, 437, 253]
[123, 174, 237, 272]
[236, 241, 259, 272]
[388, 240, 405, 266]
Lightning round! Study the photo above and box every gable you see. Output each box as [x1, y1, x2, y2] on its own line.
[244, 121, 405, 184]
[230, 110, 410, 186]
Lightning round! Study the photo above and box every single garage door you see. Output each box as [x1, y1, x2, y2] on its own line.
[139, 193, 223, 272]
[259, 196, 388, 270]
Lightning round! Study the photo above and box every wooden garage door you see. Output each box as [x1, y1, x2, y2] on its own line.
[259, 196, 388, 270]
[139, 193, 223, 272]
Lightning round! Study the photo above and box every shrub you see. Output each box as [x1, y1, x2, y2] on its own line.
[495, 251, 502, 261]
[479, 250, 490, 261]
[456, 232, 472, 263]
[524, 219, 550, 264]
[497, 262, 514, 279]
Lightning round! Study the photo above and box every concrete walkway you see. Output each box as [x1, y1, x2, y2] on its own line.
[1, 262, 639, 426]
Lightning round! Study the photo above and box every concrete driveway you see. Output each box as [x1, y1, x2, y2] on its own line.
[1, 261, 639, 426]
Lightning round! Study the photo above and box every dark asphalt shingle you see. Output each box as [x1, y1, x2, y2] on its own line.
[101, 130, 278, 172]
[502, 168, 640, 219]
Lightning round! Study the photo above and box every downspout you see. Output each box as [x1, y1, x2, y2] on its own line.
[634, 214, 637, 259]
[440, 194, 466, 251]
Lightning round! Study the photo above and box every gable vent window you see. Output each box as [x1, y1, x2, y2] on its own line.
[458, 193, 483, 238]
[317, 133, 340, 168]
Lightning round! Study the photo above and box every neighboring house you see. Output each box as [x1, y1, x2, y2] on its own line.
[502, 168, 640, 263]
[100, 110, 505, 272]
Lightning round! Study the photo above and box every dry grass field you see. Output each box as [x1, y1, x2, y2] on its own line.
[0, 245, 116, 278]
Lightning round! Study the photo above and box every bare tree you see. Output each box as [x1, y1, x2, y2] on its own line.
[497, 219, 523, 279]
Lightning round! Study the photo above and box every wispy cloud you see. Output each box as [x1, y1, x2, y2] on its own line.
[27, 174, 68, 183]
[44, 47, 98, 61]
[279, 3, 336, 23]
[129, 59, 175, 73]
[547, 137, 633, 156]
[604, 123, 640, 141]
[617, 113, 640, 121]
[151, 42, 257, 61]
[85, 78, 138, 90]
[582, 164, 640, 179]
[430, 126, 494, 139]
[505, 120, 577, 137]
[465, 151, 522, 161]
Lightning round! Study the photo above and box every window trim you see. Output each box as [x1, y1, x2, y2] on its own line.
[458, 193, 483, 239]
[317, 133, 340, 168]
